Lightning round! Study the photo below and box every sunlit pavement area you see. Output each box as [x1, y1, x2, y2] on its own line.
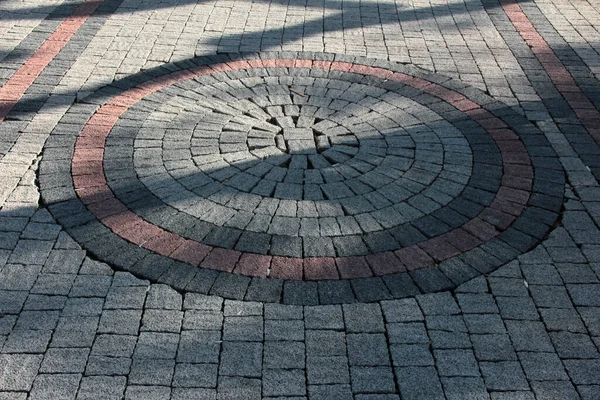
[1, 0, 600, 398]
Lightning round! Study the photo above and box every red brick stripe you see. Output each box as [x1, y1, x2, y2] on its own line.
[500, 0, 600, 144]
[0, 0, 103, 122]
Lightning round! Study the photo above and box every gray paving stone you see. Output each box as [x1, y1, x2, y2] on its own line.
[550, 331, 600, 359]
[306, 330, 345, 357]
[0, 354, 42, 391]
[441, 377, 489, 400]
[395, 366, 444, 400]
[347, 333, 390, 366]
[480, 361, 529, 391]
[264, 304, 302, 320]
[124, 386, 171, 400]
[223, 316, 263, 341]
[265, 319, 304, 341]
[98, 309, 142, 335]
[134, 331, 179, 359]
[173, 363, 218, 388]
[434, 349, 480, 377]
[219, 341, 262, 378]
[171, 388, 216, 400]
[177, 330, 221, 364]
[471, 334, 517, 361]
[51, 317, 98, 348]
[129, 358, 175, 385]
[264, 341, 305, 369]
[519, 351, 569, 381]
[381, 298, 424, 322]
[564, 360, 600, 384]
[29, 373, 81, 400]
[308, 384, 353, 400]
[183, 293, 223, 312]
[505, 321, 555, 352]
[142, 309, 183, 332]
[343, 303, 384, 333]
[146, 284, 182, 310]
[39, 348, 89, 373]
[263, 369, 306, 397]
[351, 366, 396, 394]
[416, 292, 460, 315]
[77, 376, 126, 400]
[304, 305, 344, 329]
[85, 355, 132, 376]
[530, 381, 580, 400]
[91, 335, 137, 358]
[2, 329, 52, 353]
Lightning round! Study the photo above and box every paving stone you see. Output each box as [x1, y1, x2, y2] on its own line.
[505, 321, 555, 352]
[434, 349, 480, 377]
[519, 352, 569, 381]
[142, 309, 184, 333]
[264, 341, 305, 369]
[550, 331, 600, 359]
[98, 309, 142, 335]
[77, 376, 127, 400]
[471, 334, 517, 361]
[124, 386, 171, 400]
[39, 348, 89, 373]
[177, 330, 221, 364]
[350, 366, 396, 394]
[306, 330, 346, 357]
[416, 292, 460, 315]
[217, 376, 261, 400]
[530, 381, 580, 400]
[219, 341, 262, 378]
[564, 360, 600, 384]
[263, 369, 306, 397]
[173, 363, 218, 388]
[223, 316, 263, 341]
[347, 333, 390, 366]
[308, 384, 353, 400]
[395, 366, 444, 400]
[441, 377, 489, 400]
[343, 303, 384, 333]
[381, 298, 424, 322]
[480, 361, 529, 391]
[0, 354, 42, 391]
[29, 373, 81, 400]
[129, 358, 175, 386]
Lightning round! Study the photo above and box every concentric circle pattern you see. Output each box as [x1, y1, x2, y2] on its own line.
[40, 54, 563, 303]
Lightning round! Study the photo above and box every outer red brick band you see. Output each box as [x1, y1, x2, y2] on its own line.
[0, 0, 103, 122]
[71, 59, 534, 280]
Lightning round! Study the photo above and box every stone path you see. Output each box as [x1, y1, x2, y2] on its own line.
[0, 0, 599, 398]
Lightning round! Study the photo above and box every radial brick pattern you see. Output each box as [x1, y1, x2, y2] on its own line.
[39, 54, 564, 303]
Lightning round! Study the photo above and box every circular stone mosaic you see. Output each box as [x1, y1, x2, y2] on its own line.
[39, 54, 564, 304]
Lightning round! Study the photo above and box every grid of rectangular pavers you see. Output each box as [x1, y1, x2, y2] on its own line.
[0, 196, 599, 398]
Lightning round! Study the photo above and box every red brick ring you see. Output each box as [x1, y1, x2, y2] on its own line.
[68, 58, 546, 285]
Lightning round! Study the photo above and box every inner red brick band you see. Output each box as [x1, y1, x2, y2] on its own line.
[71, 59, 533, 280]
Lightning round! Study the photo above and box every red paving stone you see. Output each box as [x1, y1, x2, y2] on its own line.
[270, 257, 303, 280]
[200, 248, 241, 273]
[336, 256, 373, 279]
[303, 257, 338, 280]
[233, 254, 272, 278]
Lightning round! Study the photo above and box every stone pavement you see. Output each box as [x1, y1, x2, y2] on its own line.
[0, 0, 600, 398]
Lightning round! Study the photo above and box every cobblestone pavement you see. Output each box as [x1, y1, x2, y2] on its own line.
[1, 0, 600, 398]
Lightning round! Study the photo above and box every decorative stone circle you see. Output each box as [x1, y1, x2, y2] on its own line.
[39, 53, 564, 304]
